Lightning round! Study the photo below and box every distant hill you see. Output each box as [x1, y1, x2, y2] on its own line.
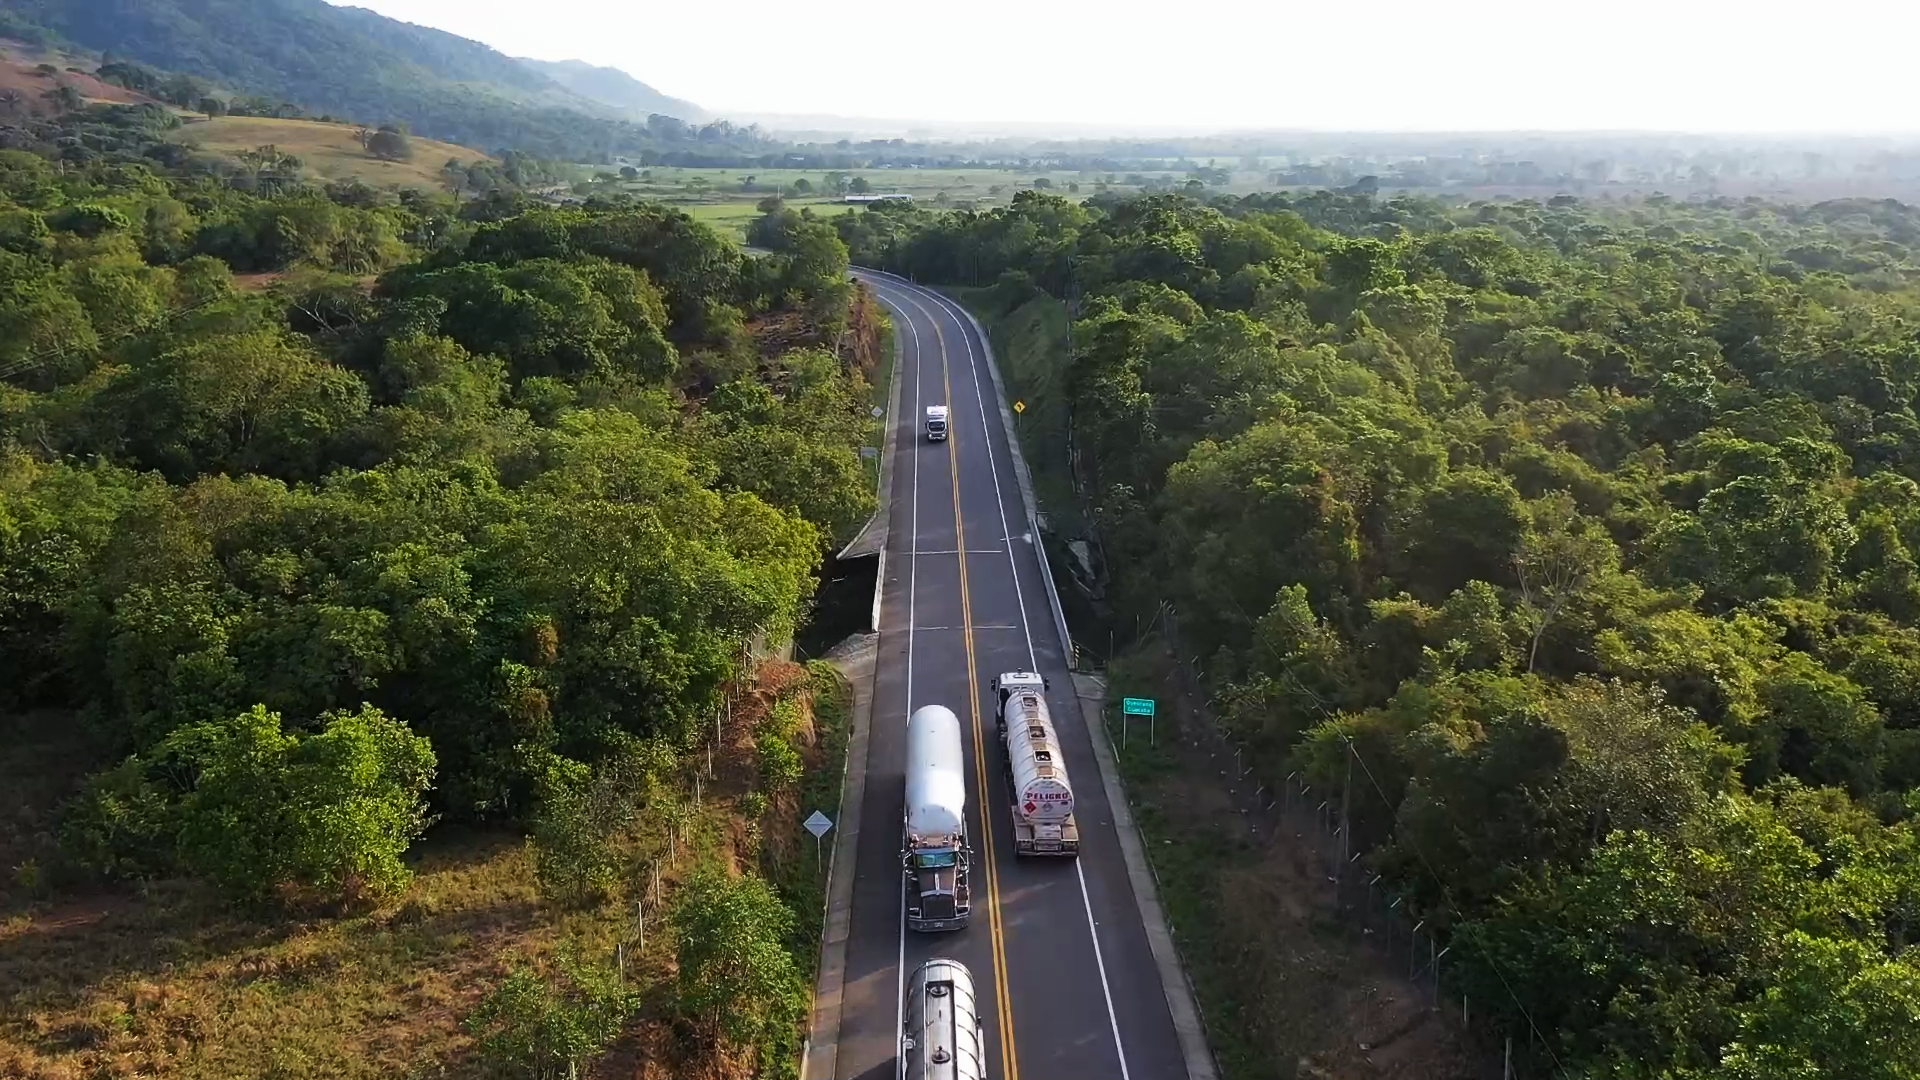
[0, 0, 755, 162]
[518, 57, 703, 123]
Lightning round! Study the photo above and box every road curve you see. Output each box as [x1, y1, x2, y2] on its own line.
[828, 271, 1191, 1080]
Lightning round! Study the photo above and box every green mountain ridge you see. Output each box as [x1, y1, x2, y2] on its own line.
[0, 0, 734, 161]
[517, 56, 704, 123]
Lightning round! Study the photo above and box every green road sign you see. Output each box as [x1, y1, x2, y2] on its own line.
[1122, 697, 1155, 717]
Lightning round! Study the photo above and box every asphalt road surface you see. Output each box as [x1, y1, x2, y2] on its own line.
[833, 271, 1189, 1080]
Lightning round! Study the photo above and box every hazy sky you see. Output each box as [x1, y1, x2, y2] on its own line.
[342, 0, 1920, 133]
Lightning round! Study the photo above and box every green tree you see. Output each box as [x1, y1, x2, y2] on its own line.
[1717, 932, 1920, 1080]
[367, 125, 413, 162]
[671, 867, 809, 1069]
[1512, 492, 1618, 673]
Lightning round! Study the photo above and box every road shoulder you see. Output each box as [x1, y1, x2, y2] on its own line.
[1073, 672, 1219, 1080]
[804, 631, 878, 1080]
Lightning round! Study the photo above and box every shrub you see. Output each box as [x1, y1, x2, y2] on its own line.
[672, 867, 808, 1072]
[465, 943, 638, 1079]
[63, 703, 436, 904]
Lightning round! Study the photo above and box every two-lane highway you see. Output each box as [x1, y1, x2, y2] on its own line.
[828, 271, 1190, 1080]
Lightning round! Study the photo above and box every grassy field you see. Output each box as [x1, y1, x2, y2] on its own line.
[0, 829, 575, 1080]
[171, 116, 490, 190]
[582, 163, 1210, 240]
[677, 199, 857, 237]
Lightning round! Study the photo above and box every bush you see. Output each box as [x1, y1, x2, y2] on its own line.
[63, 703, 437, 904]
[527, 755, 627, 908]
[49, 202, 131, 237]
[756, 728, 803, 791]
[58, 756, 176, 881]
[527, 741, 674, 909]
[464, 943, 638, 1080]
[671, 867, 808, 1073]
[367, 126, 412, 162]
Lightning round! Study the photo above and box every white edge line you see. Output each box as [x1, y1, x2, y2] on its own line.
[943, 285, 1133, 1080]
[897, 290, 927, 1080]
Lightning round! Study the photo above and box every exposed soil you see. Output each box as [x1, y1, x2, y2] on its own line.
[744, 280, 885, 377]
[840, 282, 886, 381]
[0, 46, 155, 118]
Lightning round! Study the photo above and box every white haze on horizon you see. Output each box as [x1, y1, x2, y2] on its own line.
[338, 0, 1920, 136]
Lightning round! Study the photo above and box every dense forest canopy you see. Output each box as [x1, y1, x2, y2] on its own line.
[833, 188, 1920, 1075]
[0, 117, 875, 857]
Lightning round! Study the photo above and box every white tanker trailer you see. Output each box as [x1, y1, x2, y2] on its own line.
[903, 705, 972, 931]
[990, 671, 1080, 857]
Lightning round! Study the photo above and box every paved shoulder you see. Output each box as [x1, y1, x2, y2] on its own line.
[1072, 673, 1218, 1080]
[806, 632, 879, 1080]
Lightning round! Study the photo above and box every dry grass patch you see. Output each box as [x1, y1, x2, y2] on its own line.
[0, 653, 847, 1080]
[170, 116, 489, 190]
[0, 831, 579, 1080]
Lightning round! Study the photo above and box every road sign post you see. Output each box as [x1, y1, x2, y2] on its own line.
[803, 810, 834, 879]
[1122, 697, 1156, 751]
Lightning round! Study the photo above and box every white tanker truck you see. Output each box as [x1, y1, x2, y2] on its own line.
[990, 671, 1080, 857]
[903, 705, 972, 931]
[900, 957, 985, 1080]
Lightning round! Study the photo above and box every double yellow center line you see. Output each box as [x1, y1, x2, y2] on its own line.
[933, 311, 1019, 1080]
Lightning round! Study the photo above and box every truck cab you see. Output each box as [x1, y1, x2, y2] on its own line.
[904, 841, 971, 931]
[925, 405, 949, 442]
[990, 672, 1049, 738]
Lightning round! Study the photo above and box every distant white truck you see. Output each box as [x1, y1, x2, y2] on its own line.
[925, 405, 949, 441]
[990, 671, 1080, 857]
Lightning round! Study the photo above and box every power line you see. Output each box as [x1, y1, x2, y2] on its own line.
[0, 289, 235, 383]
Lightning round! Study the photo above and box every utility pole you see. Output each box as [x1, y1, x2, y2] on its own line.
[1338, 740, 1353, 885]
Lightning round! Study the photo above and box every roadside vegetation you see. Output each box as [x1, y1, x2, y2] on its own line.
[0, 94, 875, 1079]
[857, 189, 1920, 1077]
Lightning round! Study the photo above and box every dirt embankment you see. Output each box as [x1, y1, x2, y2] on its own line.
[744, 280, 885, 376]
[839, 281, 885, 382]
